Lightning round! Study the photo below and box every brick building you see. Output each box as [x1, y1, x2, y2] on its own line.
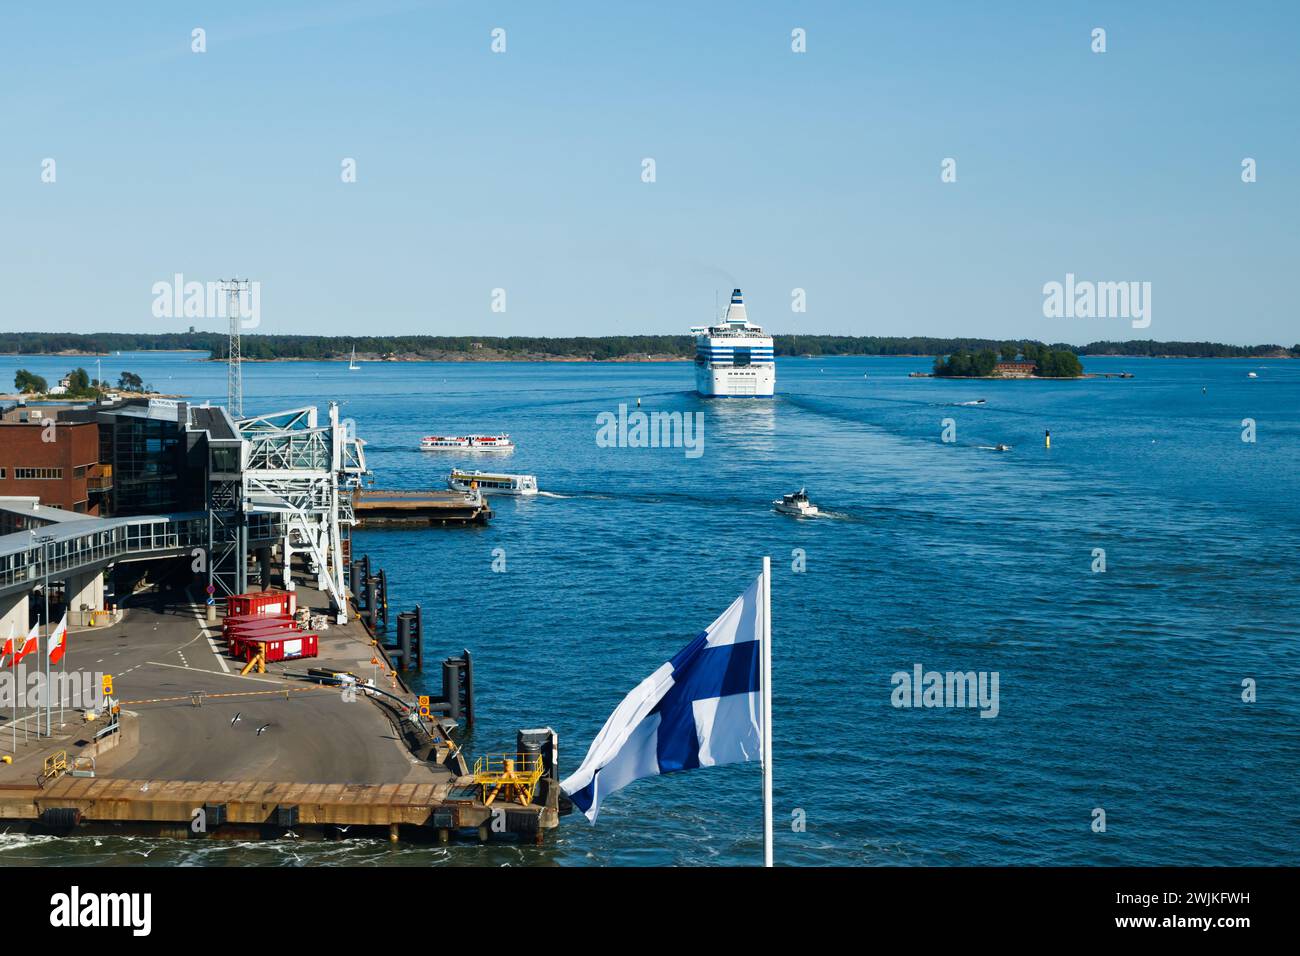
[0, 419, 107, 514]
[994, 361, 1038, 379]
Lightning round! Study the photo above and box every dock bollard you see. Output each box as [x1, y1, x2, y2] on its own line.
[442, 659, 462, 720]
[462, 649, 474, 728]
[395, 612, 415, 671]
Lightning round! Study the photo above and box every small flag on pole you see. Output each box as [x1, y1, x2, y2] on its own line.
[12, 623, 39, 665]
[48, 613, 68, 666]
[0, 624, 14, 666]
[561, 568, 767, 823]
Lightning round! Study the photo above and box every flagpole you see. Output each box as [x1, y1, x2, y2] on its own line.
[8, 626, 14, 755]
[761, 555, 773, 868]
[45, 614, 51, 737]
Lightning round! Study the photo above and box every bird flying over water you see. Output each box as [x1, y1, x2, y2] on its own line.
[256, 723, 270, 736]
[230, 712, 241, 726]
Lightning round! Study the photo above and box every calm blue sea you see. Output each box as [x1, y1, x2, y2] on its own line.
[2, 351, 1297, 867]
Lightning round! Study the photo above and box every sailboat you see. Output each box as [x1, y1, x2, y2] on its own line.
[349, 346, 360, 371]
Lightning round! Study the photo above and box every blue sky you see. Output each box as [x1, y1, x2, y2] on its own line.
[1, 1, 1296, 344]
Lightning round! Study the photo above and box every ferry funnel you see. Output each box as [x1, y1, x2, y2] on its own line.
[725, 288, 748, 326]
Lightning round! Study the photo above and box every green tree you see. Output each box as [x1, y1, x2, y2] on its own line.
[118, 371, 144, 390]
[67, 368, 91, 393]
[1035, 349, 1082, 377]
[14, 369, 48, 393]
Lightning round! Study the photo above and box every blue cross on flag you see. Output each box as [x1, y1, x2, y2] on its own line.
[561, 573, 765, 822]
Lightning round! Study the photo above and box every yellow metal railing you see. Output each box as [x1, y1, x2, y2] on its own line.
[43, 750, 68, 780]
[472, 753, 546, 807]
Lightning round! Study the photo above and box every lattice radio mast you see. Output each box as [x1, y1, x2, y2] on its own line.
[221, 278, 250, 417]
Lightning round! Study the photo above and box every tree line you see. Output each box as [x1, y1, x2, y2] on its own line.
[933, 343, 1084, 378]
[12, 368, 149, 397]
[1, 331, 1294, 361]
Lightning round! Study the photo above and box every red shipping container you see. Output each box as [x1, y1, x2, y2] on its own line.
[223, 625, 294, 650]
[224, 618, 296, 637]
[223, 611, 292, 626]
[227, 590, 297, 618]
[225, 620, 300, 659]
[242, 633, 318, 663]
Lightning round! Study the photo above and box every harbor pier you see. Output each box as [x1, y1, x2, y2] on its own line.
[0, 584, 561, 842]
[0, 397, 558, 844]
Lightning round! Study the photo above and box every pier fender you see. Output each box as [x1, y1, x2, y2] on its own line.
[39, 807, 83, 830]
[505, 810, 541, 838]
[430, 808, 457, 830]
[271, 805, 299, 828]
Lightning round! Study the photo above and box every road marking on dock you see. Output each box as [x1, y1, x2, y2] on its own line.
[178, 601, 232, 674]
[124, 683, 336, 706]
[143, 660, 282, 685]
[204, 631, 231, 673]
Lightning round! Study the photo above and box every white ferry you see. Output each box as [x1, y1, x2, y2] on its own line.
[691, 288, 775, 397]
[419, 434, 514, 451]
[447, 469, 538, 496]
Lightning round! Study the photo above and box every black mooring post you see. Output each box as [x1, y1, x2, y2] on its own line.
[365, 576, 381, 626]
[396, 612, 412, 672]
[377, 569, 388, 631]
[414, 604, 423, 671]
[442, 658, 461, 720]
[462, 648, 474, 729]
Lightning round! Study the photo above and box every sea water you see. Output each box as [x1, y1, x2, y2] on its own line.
[1, 352, 1295, 866]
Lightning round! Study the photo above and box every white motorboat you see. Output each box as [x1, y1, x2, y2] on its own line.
[773, 488, 819, 517]
[447, 469, 538, 496]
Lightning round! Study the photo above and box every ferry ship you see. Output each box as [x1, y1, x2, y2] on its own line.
[447, 469, 538, 496]
[691, 288, 775, 397]
[419, 434, 514, 450]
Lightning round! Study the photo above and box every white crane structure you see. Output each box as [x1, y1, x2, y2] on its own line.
[206, 402, 367, 622]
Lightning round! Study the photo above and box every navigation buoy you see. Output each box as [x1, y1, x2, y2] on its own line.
[1045, 429, 1051, 449]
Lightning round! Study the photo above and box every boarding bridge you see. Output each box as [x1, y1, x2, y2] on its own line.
[0, 503, 208, 634]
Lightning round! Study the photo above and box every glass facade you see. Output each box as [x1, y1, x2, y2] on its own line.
[99, 415, 186, 515]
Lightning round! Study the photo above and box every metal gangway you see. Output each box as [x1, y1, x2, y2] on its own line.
[0, 508, 208, 600]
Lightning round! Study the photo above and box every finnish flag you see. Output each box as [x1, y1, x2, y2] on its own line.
[561, 574, 765, 822]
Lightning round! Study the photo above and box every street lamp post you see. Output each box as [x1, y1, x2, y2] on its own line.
[31, 532, 54, 738]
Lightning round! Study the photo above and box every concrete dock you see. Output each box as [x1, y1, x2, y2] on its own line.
[0, 586, 559, 842]
[354, 489, 493, 526]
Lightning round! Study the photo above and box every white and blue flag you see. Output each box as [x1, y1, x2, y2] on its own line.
[561, 574, 765, 822]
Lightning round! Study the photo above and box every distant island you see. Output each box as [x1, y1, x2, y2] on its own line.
[932, 344, 1083, 379]
[0, 332, 1294, 363]
[5, 366, 169, 403]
